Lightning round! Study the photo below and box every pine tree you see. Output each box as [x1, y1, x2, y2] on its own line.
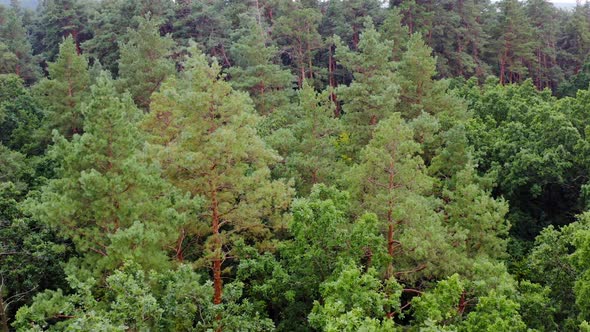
[117, 15, 175, 111]
[430, 0, 490, 79]
[266, 81, 339, 194]
[172, 0, 232, 65]
[393, 0, 433, 38]
[0, 74, 43, 154]
[493, 0, 537, 84]
[28, 73, 186, 275]
[396, 33, 437, 119]
[557, 2, 590, 77]
[0, 6, 39, 84]
[273, 3, 323, 87]
[228, 20, 293, 115]
[336, 20, 398, 159]
[397, 33, 470, 171]
[31, 0, 91, 61]
[348, 113, 461, 281]
[142, 47, 292, 306]
[320, 0, 384, 50]
[34, 36, 90, 139]
[380, 7, 410, 61]
[83, 0, 175, 75]
[526, 0, 562, 90]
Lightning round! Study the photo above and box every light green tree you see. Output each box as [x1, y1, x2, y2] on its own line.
[142, 47, 292, 307]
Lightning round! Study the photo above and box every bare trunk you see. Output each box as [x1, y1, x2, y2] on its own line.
[0, 293, 9, 332]
[210, 180, 223, 306]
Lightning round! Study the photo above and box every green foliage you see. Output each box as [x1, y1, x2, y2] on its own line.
[7, 2, 590, 330]
[265, 81, 339, 194]
[273, 3, 323, 87]
[228, 20, 293, 115]
[30, 0, 92, 61]
[0, 74, 43, 154]
[14, 263, 273, 331]
[442, 166, 509, 259]
[83, 0, 174, 74]
[143, 47, 292, 307]
[492, 0, 537, 84]
[117, 15, 175, 111]
[336, 20, 398, 157]
[462, 291, 527, 332]
[0, 6, 39, 84]
[460, 80, 583, 238]
[412, 274, 463, 327]
[34, 36, 90, 140]
[29, 74, 187, 275]
[308, 263, 401, 332]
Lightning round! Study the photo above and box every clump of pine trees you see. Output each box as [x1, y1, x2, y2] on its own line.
[4, 0, 590, 331]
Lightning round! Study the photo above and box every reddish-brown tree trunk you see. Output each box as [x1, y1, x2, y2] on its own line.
[458, 290, 467, 315]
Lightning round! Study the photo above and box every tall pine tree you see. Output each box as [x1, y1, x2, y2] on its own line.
[143, 47, 292, 306]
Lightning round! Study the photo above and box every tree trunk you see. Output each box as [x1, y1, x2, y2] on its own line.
[328, 44, 341, 117]
[210, 180, 223, 306]
[0, 293, 9, 332]
[386, 160, 396, 279]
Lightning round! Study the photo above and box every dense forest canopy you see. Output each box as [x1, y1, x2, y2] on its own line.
[4, 0, 590, 331]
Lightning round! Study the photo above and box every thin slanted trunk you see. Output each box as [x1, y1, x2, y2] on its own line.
[298, 40, 305, 87]
[458, 290, 467, 315]
[209, 179, 223, 306]
[0, 293, 8, 332]
[175, 228, 186, 262]
[328, 44, 341, 117]
[386, 160, 396, 279]
[71, 30, 81, 55]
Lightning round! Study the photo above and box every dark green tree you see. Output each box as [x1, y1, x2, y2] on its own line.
[34, 36, 90, 140]
[228, 20, 293, 115]
[117, 15, 175, 111]
[0, 6, 39, 84]
[31, 0, 92, 61]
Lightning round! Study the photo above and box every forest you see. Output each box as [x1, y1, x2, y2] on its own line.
[4, 0, 590, 330]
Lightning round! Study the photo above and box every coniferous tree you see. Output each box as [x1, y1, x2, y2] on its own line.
[29, 74, 187, 276]
[493, 0, 537, 84]
[83, 0, 175, 75]
[0, 6, 39, 84]
[172, 0, 232, 65]
[380, 7, 410, 61]
[31, 0, 92, 61]
[320, 0, 384, 50]
[336, 20, 398, 159]
[266, 81, 339, 194]
[143, 47, 292, 306]
[228, 20, 293, 115]
[0, 74, 43, 154]
[557, 2, 590, 77]
[527, 0, 562, 90]
[349, 113, 461, 281]
[117, 15, 175, 111]
[273, 3, 323, 87]
[34, 36, 90, 140]
[430, 0, 490, 79]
